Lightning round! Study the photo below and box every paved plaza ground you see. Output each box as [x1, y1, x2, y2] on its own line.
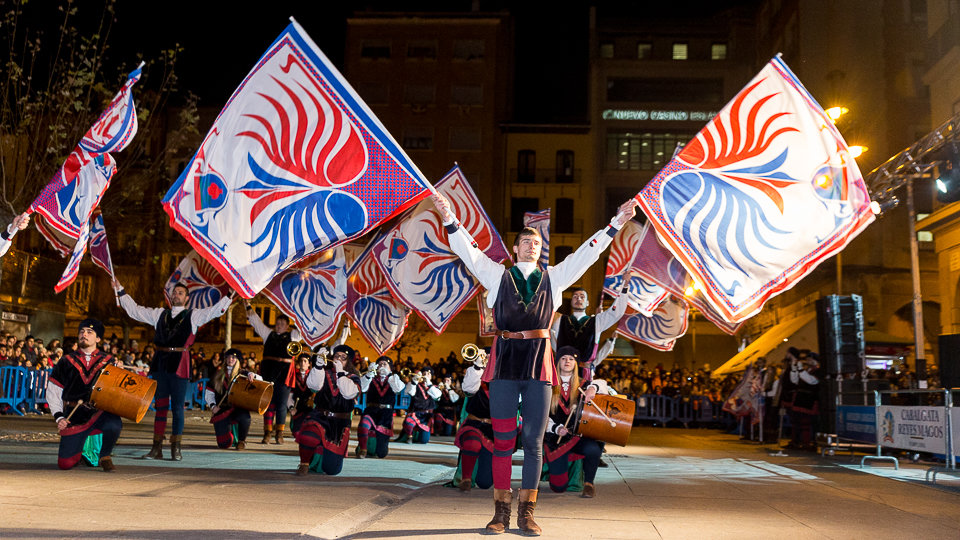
[1, 412, 959, 539]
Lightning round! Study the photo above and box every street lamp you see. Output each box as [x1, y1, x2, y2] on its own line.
[825, 106, 849, 123]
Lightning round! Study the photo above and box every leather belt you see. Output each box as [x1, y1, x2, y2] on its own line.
[497, 328, 550, 340]
[263, 356, 292, 363]
[375, 403, 393, 409]
[157, 346, 186, 353]
[467, 414, 491, 424]
[315, 409, 351, 419]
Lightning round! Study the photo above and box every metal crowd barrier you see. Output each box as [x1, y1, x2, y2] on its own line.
[632, 394, 727, 426]
[0, 366, 30, 415]
[837, 388, 959, 483]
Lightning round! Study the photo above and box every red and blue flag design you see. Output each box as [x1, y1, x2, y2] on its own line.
[30, 64, 141, 292]
[635, 56, 875, 323]
[346, 234, 411, 354]
[263, 247, 348, 348]
[162, 20, 432, 299]
[523, 209, 550, 271]
[629, 222, 742, 335]
[88, 212, 115, 278]
[616, 298, 689, 352]
[370, 166, 509, 334]
[603, 220, 668, 316]
[164, 251, 233, 309]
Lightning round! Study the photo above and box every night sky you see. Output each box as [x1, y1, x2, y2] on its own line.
[102, 1, 592, 123]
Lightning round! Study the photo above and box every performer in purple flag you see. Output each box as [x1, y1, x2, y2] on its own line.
[114, 280, 232, 461]
[433, 192, 636, 536]
[244, 301, 300, 445]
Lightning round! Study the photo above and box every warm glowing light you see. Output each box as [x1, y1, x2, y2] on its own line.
[815, 174, 833, 189]
[684, 281, 702, 297]
[848, 145, 867, 158]
[937, 179, 948, 193]
[825, 106, 849, 123]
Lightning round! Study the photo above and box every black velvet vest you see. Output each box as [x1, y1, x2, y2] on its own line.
[492, 269, 554, 380]
[365, 377, 396, 407]
[152, 308, 193, 374]
[557, 314, 598, 363]
[260, 331, 292, 384]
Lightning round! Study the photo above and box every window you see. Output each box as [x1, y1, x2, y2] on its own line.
[356, 83, 389, 105]
[402, 127, 433, 150]
[606, 132, 694, 171]
[637, 42, 652, 59]
[511, 197, 540, 231]
[360, 40, 391, 60]
[451, 85, 483, 106]
[403, 84, 436, 105]
[518, 150, 536, 183]
[407, 40, 437, 60]
[555, 198, 574, 233]
[600, 42, 614, 59]
[453, 39, 485, 60]
[556, 150, 574, 183]
[449, 127, 482, 151]
[672, 42, 688, 60]
[711, 43, 727, 60]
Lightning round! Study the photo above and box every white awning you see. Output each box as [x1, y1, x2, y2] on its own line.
[712, 311, 817, 377]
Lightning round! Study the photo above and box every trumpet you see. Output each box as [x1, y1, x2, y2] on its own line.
[461, 342, 487, 368]
[286, 341, 305, 357]
[361, 364, 378, 378]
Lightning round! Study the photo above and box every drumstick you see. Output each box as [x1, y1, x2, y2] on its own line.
[586, 399, 617, 428]
[63, 400, 84, 424]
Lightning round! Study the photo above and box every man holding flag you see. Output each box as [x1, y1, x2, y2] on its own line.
[114, 280, 232, 461]
[0, 213, 31, 257]
[433, 193, 637, 536]
[243, 301, 300, 445]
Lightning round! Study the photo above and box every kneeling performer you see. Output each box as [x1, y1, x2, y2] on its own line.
[204, 348, 262, 450]
[46, 319, 122, 472]
[454, 352, 498, 491]
[543, 346, 608, 498]
[356, 356, 404, 458]
[396, 367, 441, 444]
[295, 346, 360, 476]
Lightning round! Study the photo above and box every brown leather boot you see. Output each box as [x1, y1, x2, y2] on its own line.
[261, 422, 273, 444]
[354, 446, 367, 459]
[236, 441, 246, 451]
[581, 482, 595, 498]
[295, 463, 310, 476]
[274, 424, 285, 444]
[141, 434, 163, 460]
[458, 478, 472, 492]
[517, 489, 541, 536]
[170, 435, 182, 461]
[100, 456, 115, 472]
[483, 488, 512, 534]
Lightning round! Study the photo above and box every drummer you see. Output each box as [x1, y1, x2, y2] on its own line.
[542, 346, 610, 498]
[204, 348, 262, 451]
[45, 318, 123, 472]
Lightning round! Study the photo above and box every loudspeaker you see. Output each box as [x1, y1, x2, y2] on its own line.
[938, 334, 960, 389]
[816, 295, 865, 375]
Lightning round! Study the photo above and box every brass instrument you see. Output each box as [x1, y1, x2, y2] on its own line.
[399, 367, 412, 379]
[361, 364, 378, 378]
[461, 342, 488, 368]
[399, 367, 422, 383]
[286, 341, 305, 357]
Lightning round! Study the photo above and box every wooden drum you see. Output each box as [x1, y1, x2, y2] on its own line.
[228, 378, 274, 415]
[89, 366, 158, 423]
[575, 394, 636, 447]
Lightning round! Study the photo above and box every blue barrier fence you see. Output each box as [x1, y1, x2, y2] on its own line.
[4, 370, 727, 424]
